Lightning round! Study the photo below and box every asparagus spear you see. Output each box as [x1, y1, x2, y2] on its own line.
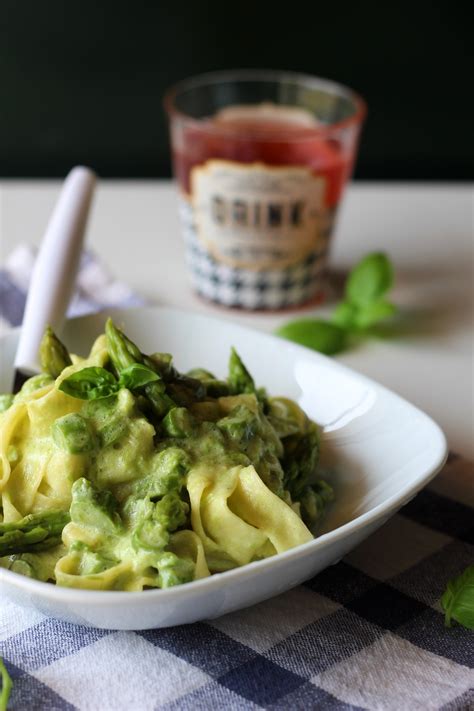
[228, 348, 256, 395]
[281, 423, 320, 498]
[105, 318, 143, 370]
[0, 510, 70, 557]
[39, 326, 72, 377]
[105, 319, 174, 417]
[106, 318, 207, 411]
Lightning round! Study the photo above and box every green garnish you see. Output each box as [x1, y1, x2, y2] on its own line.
[0, 658, 12, 711]
[441, 564, 474, 629]
[344, 251, 394, 306]
[59, 364, 159, 401]
[276, 252, 397, 354]
[276, 319, 347, 356]
[118, 363, 161, 391]
[59, 367, 118, 400]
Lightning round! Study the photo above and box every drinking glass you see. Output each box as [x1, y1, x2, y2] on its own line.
[165, 70, 366, 310]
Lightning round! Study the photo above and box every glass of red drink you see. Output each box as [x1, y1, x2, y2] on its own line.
[164, 70, 366, 310]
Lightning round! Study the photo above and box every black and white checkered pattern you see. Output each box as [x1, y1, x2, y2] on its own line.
[1, 454, 473, 710]
[179, 201, 334, 310]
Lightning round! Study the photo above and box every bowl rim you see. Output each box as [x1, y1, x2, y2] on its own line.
[0, 306, 448, 604]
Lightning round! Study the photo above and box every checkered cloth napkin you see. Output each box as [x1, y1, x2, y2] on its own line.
[1, 246, 473, 710]
[0, 245, 144, 335]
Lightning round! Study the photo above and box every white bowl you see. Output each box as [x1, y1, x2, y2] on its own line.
[0, 307, 447, 630]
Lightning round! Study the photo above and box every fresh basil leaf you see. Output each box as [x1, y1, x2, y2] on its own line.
[59, 367, 118, 400]
[118, 363, 160, 391]
[352, 300, 397, 329]
[276, 319, 347, 355]
[346, 252, 394, 306]
[331, 301, 358, 329]
[441, 564, 474, 629]
[276, 252, 397, 355]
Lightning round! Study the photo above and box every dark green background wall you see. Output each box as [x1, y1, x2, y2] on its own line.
[0, 1, 471, 179]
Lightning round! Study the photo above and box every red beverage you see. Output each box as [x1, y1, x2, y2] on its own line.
[174, 106, 352, 208]
[165, 72, 366, 310]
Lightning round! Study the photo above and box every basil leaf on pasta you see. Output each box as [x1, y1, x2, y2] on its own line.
[59, 367, 118, 400]
[118, 363, 160, 391]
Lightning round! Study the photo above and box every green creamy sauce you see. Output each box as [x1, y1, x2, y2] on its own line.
[5, 389, 277, 586]
[58, 389, 288, 585]
[0, 332, 333, 590]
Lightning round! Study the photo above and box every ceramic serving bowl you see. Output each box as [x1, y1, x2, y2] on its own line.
[0, 307, 447, 629]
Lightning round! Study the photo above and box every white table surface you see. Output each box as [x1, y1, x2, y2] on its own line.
[1, 180, 473, 458]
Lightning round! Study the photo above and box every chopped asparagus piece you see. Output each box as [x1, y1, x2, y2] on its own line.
[52, 413, 97, 454]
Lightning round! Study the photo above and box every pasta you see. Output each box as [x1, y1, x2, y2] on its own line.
[0, 320, 333, 591]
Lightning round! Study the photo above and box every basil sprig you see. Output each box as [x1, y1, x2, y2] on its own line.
[276, 252, 397, 355]
[59, 363, 159, 400]
[441, 564, 474, 630]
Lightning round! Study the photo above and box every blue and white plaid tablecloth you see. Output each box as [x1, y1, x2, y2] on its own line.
[1, 246, 473, 710]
